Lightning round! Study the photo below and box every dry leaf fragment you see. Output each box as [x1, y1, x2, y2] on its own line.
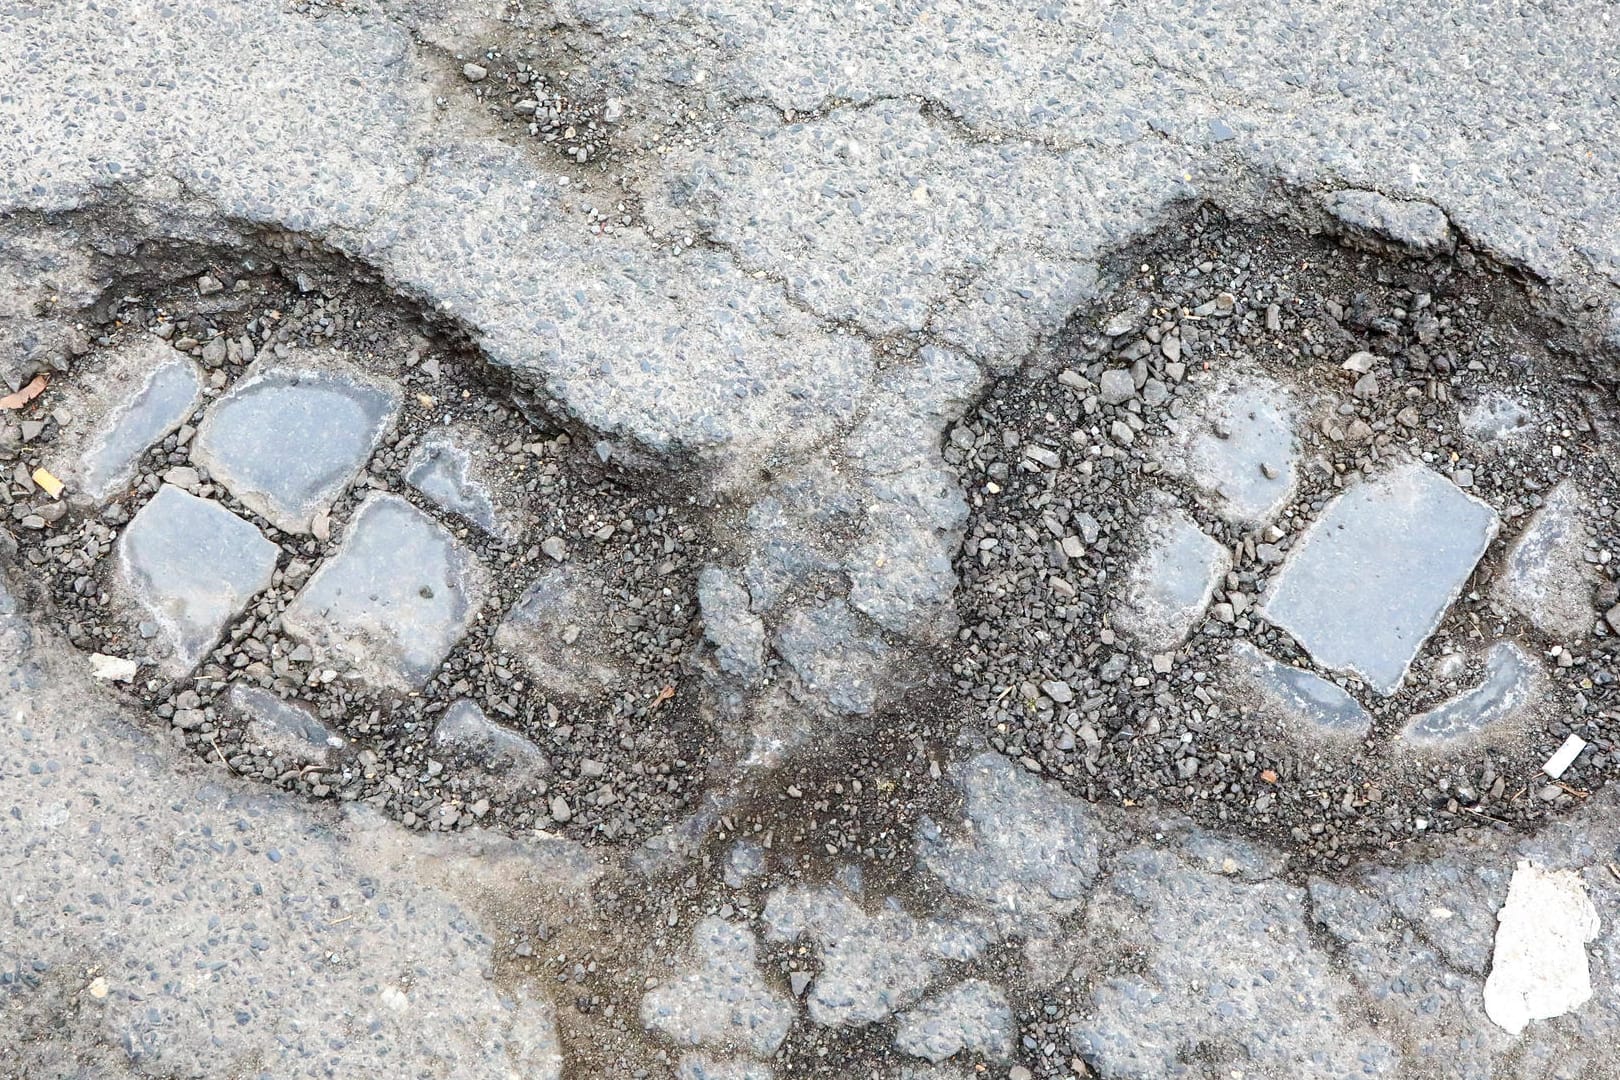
[0, 374, 47, 410]
[1260, 769, 1279, 784]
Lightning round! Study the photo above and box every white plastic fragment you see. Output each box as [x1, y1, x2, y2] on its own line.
[1482, 860, 1599, 1035]
[88, 653, 138, 682]
[1541, 734, 1587, 780]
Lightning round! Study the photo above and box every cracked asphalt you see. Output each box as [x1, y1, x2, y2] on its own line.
[2, 0, 1620, 1076]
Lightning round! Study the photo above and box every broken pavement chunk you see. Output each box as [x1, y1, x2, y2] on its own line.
[1402, 643, 1534, 744]
[116, 485, 280, 677]
[1119, 507, 1228, 650]
[193, 361, 399, 533]
[1160, 378, 1299, 524]
[1261, 463, 1497, 696]
[284, 493, 480, 690]
[1482, 860, 1599, 1036]
[228, 684, 345, 765]
[433, 699, 549, 790]
[1324, 188, 1454, 256]
[496, 567, 625, 699]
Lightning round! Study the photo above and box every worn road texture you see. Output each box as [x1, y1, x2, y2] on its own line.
[3, 0, 1620, 1078]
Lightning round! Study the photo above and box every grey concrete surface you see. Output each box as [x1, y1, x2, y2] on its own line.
[2, 0, 1619, 1075]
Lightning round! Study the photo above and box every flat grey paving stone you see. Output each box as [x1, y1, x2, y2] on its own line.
[1232, 641, 1372, 738]
[404, 431, 502, 536]
[54, 340, 204, 501]
[1261, 463, 1498, 696]
[228, 684, 346, 765]
[1119, 507, 1229, 650]
[1498, 483, 1597, 640]
[116, 484, 280, 677]
[894, 979, 1013, 1064]
[433, 698, 549, 790]
[284, 493, 480, 691]
[640, 917, 794, 1057]
[495, 567, 624, 699]
[193, 362, 399, 533]
[1402, 643, 1535, 745]
[1164, 379, 1299, 524]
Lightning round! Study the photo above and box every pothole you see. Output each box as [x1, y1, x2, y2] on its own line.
[0, 239, 718, 846]
[950, 201, 1620, 867]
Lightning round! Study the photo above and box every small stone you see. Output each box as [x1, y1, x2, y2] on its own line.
[89, 653, 138, 681]
[196, 274, 224, 295]
[541, 536, 568, 561]
[1098, 369, 1136, 405]
[1040, 679, 1073, 704]
[463, 63, 488, 82]
[550, 796, 572, 823]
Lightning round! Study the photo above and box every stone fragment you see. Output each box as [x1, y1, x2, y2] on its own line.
[89, 653, 138, 681]
[894, 980, 1013, 1063]
[640, 918, 792, 1057]
[496, 567, 623, 698]
[1183, 382, 1297, 523]
[1325, 189, 1454, 255]
[1097, 368, 1135, 405]
[1497, 483, 1595, 639]
[1232, 641, 1372, 738]
[697, 568, 766, 682]
[433, 699, 549, 789]
[763, 886, 991, 1027]
[1262, 463, 1497, 695]
[1402, 644, 1534, 744]
[1482, 861, 1599, 1036]
[1119, 507, 1228, 650]
[116, 485, 279, 676]
[193, 363, 399, 533]
[404, 432, 502, 536]
[917, 753, 1100, 915]
[229, 685, 345, 765]
[52, 340, 204, 501]
[285, 494, 479, 690]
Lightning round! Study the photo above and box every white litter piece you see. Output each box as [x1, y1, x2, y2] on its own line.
[88, 653, 139, 682]
[1541, 734, 1587, 780]
[1482, 859, 1599, 1035]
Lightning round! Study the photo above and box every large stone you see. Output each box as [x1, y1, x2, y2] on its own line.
[433, 699, 549, 792]
[1161, 378, 1298, 524]
[228, 684, 346, 766]
[1325, 189, 1454, 255]
[1402, 643, 1535, 745]
[284, 494, 480, 690]
[1232, 641, 1372, 739]
[52, 340, 204, 502]
[403, 431, 503, 537]
[116, 485, 280, 676]
[640, 917, 793, 1057]
[1497, 483, 1596, 639]
[1261, 463, 1498, 695]
[1119, 507, 1229, 650]
[495, 567, 624, 699]
[193, 362, 399, 533]
[1482, 861, 1600, 1036]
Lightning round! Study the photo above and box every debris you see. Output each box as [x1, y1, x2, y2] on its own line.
[30, 467, 64, 498]
[88, 653, 139, 682]
[1260, 769, 1279, 784]
[1541, 734, 1587, 780]
[1482, 859, 1599, 1035]
[0, 374, 48, 409]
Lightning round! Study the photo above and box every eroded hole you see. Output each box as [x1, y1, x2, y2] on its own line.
[1, 244, 717, 846]
[949, 203, 1620, 867]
